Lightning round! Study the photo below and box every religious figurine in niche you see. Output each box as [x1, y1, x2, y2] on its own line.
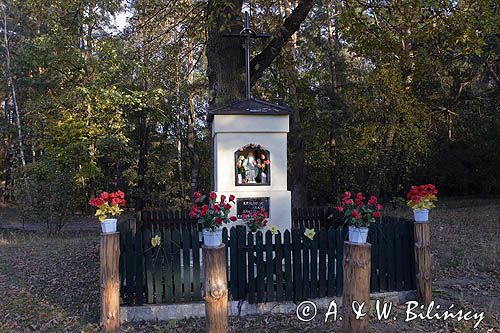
[236, 155, 247, 184]
[256, 153, 270, 184]
[235, 145, 270, 185]
[244, 152, 258, 183]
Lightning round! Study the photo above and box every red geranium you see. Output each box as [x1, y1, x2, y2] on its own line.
[406, 184, 438, 210]
[336, 191, 382, 227]
[189, 192, 236, 231]
[89, 190, 126, 221]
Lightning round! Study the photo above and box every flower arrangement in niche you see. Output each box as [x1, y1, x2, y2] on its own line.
[241, 208, 268, 232]
[406, 184, 438, 210]
[89, 191, 126, 222]
[189, 191, 237, 231]
[336, 192, 382, 228]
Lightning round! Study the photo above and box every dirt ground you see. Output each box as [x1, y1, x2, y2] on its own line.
[0, 197, 498, 332]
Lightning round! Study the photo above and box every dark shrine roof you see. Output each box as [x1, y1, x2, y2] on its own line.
[207, 98, 293, 122]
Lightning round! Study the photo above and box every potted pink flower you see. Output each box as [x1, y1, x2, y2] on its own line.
[336, 191, 382, 243]
[89, 191, 126, 233]
[189, 191, 237, 247]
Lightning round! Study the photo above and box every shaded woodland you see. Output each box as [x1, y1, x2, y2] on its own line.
[0, 0, 498, 229]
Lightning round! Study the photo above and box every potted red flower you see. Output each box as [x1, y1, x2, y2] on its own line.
[336, 192, 382, 243]
[406, 184, 438, 222]
[189, 191, 237, 247]
[241, 208, 268, 233]
[89, 191, 126, 233]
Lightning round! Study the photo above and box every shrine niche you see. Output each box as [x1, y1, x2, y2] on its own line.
[235, 144, 270, 185]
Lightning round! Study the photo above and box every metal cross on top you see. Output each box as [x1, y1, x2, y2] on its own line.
[223, 12, 271, 99]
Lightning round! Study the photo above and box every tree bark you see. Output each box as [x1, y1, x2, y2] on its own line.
[283, 1, 308, 207]
[100, 232, 120, 333]
[206, 0, 245, 106]
[342, 241, 371, 333]
[202, 244, 228, 333]
[414, 222, 432, 305]
[206, 0, 316, 107]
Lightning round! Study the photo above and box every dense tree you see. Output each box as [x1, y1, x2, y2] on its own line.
[0, 0, 497, 228]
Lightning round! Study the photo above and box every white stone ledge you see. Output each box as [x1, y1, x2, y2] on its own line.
[120, 290, 416, 322]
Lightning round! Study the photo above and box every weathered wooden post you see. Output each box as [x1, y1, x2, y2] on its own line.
[414, 222, 432, 305]
[202, 244, 228, 333]
[342, 241, 371, 333]
[100, 232, 120, 333]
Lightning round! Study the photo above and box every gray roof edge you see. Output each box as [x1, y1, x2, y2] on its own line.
[207, 98, 294, 122]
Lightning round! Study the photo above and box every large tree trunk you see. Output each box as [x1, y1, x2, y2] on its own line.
[206, 0, 316, 107]
[283, 0, 308, 207]
[206, 0, 245, 106]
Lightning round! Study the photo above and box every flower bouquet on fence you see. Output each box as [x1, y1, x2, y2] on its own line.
[406, 184, 438, 222]
[89, 191, 126, 233]
[242, 208, 268, 233]
[336, 191, 382, 244]
[189, 191, 237, 247]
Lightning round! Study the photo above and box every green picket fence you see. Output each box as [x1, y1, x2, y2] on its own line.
[119, 217, 416, 306]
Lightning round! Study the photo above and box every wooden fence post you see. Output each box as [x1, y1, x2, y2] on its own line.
[414, 222, 432, 305]
[203, 244, 228, 333]
[342, 241, 371, 333]
[100, 232, 120, 333]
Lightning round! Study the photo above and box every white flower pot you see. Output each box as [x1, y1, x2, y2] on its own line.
[203, 228, 223, 247]
[349, 226, 369, 244]
[238, 174, 243, 184]
[101, 218, 117, 233]
[413, 209, 429, 223]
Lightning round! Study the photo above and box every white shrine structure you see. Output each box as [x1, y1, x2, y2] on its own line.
[208, 98, 293, 231]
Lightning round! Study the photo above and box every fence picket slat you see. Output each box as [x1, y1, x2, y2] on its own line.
[223, 227, 229, 282]
[144, 229, 154, 304]
[256, 231, 265, 302]
[237, 227, 247, 300]
[247, 232, 256, 304]
[409, 221, 417, 289]
[402, 221, 411, 290]
[230, 227, 238, 299]
[370, 225, 379, 292]
[335, 227, 344, 297]
[275, 232, 284, 301]
[378, 225, 387, 291]
[125, 230, 134, 305]
[163, 229, 173, 303]
[327, 227, 336, 297]
[284, 230, 293, 301]
[135, 229, 144, 305]
[182, 229, 191, 301]
[310, 231, 318, 298]
[395, 222, 404, 290]
[191, 229, 201, 301]
[292, 229, 302, 301]
[172, 229, 182, 302]
[265, 231, 274, 302]
[318, 229, 327, 298]
[302, 233, 310, 300]
[154, 238, 163, 304]
[387, 222, 396, 291]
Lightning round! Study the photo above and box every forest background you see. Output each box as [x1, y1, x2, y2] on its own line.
[0, 0, 498, 230]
